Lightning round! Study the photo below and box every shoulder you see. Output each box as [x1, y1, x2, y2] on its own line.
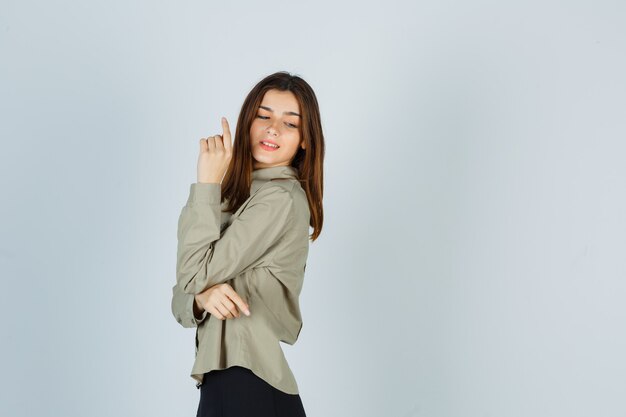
[253, 178, 302, 201]
[265, 179, 310, 223]
[247, 181, 295, 217]
[251, 179, 307, 217]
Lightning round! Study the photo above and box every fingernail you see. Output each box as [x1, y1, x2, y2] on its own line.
[244, 309, 250, 316]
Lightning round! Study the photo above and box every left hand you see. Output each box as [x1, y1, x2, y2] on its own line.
[194, 282, 251, 320]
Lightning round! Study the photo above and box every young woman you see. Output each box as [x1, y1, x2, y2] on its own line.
[171, 71, 324, 417]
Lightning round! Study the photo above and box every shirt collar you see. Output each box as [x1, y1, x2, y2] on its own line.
[252, 165, 298, 182]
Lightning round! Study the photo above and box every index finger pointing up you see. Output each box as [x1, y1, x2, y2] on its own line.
[221, 117, 232, 151]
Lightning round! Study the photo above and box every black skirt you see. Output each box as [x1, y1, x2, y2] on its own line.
[196, 366, 307, 417]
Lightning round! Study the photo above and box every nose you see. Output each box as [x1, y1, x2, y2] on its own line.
[266, 123, 279, 136]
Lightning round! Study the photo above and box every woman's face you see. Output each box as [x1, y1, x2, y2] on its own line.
[249, 89, 305, 169]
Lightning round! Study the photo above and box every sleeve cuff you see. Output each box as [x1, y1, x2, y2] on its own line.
[188, 292, 209, 323]
[188, 182, 222, 205]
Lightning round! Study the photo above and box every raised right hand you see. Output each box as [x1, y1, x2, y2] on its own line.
[197, 117, 233, 184]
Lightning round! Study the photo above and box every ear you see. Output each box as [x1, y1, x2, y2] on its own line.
[300, 141, 306, 150]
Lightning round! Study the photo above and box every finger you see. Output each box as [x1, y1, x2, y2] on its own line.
[207, 136, 215, 152]
[208, 305, 225, 320]
[221, 117, 233, 152]
[221, 297, 240, 318]
[223, 286, 250, 316]
[216, 302, 234, 319]
[213, 134, 225, 151]
[199, 138, 208, 152]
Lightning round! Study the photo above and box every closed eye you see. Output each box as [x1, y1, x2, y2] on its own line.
[257, 115, 298, 128]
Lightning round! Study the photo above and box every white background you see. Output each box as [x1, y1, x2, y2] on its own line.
[1, 1, 624, 416]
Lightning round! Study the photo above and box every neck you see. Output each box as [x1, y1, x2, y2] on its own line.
[253, 162, 291, 170]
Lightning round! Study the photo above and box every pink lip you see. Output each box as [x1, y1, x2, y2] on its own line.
[260, 141, 280, 151]
[260, 138, 280, 147]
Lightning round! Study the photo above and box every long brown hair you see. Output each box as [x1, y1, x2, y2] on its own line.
[221, 71, 324, 242]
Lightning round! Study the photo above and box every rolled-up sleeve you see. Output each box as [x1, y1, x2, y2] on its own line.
[176, 182, 294, 295]
[171, 282, 208, 328]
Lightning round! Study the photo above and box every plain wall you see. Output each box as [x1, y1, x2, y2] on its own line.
[1, 1, 624, 416]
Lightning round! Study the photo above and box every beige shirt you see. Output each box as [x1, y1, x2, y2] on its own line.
[171, 165, 310, 394]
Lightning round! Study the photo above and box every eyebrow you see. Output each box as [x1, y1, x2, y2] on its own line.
[259, 105, 301, 118]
